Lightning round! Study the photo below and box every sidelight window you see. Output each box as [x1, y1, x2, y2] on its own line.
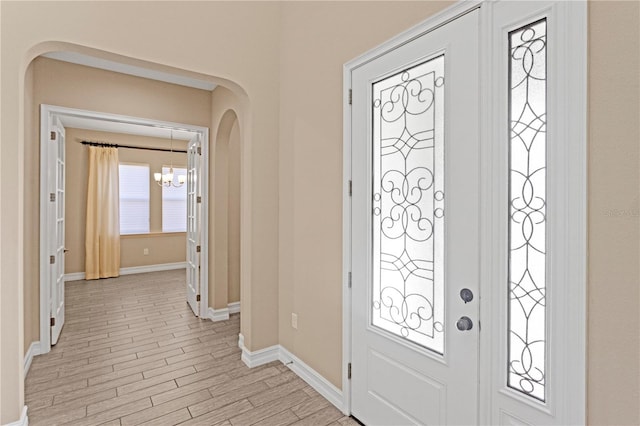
[507, 19, 547, 401]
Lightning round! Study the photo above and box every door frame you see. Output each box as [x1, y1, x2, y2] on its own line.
[342, 0, 587, 422]
[39, 104, 210, 353]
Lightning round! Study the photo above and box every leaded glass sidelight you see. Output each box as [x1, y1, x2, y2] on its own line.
[507, 19, 547, 401]
[372, 55, 445, 354]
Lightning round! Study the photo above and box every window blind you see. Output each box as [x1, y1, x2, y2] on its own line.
[119, 164, 150, 234]
[162, 167, 187, 232]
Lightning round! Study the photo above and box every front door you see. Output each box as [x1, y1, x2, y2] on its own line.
[351, 9, 480, 425]
[186, 134, 202, 316]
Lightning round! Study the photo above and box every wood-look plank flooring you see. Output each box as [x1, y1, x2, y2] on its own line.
[26, 270, 357, 426]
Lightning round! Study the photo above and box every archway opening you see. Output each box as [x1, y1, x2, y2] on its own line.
[210, 109, 241, 319]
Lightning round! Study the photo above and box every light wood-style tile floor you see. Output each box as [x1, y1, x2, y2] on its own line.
[26, 270, 357, 426]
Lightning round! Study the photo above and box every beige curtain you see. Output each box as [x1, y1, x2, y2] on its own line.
[85, 146, 120, 279]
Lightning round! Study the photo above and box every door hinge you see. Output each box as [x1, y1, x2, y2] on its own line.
[50, 317, 55, 327]
[196, 294, 201, 302]
[348, 89, 352, 105]
[348, 272, 352, 288]
[197, 196, 202, 204]
[196, 245, 201, 253]
[50, 193, 56, 202]
[348, 362, 352, 379]
[50, 131, 56, 140]
[49, 255, 55, 264]
[348, 180, 352, 196]
[197, 147, 202, 155]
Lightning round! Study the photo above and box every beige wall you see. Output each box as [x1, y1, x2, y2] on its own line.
[278, 0, 454, 389]
[22, 60, 38, 357]
[587, 2, 640, 424]
[1, 2, 639, 424]
[228, 120, 241, 304]
[212, 111, 242, 310]
[208, 85, 246, 319]
[64, 128, 187, 274]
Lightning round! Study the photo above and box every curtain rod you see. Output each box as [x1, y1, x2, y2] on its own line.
[80, 140, 187, 154]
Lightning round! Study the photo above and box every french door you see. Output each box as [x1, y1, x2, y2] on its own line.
[186, 134, 202, 316]
[351, 9, 480, 425]
[48, 115, 66, 345]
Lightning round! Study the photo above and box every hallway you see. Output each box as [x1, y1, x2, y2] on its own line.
[25, 270, 353, 425]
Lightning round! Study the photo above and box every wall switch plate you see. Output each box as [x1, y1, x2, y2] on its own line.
[143, 248, 149, 255]
[291, 313, 298, 329]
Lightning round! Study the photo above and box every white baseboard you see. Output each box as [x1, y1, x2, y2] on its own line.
[23, 341, 41, 378]
[239, 336, 280, 368]
[279, 346, 344, 412]
[64, 262, 186, 281]
[228, 301, 240, 314]
[120, 262, 186, 276]
[207, 302, 241, 322]
[64, 271, 86, 281]
[238, 339, 344, 412]
[207, 307, 229, 322]
[4, 406, 28, 426]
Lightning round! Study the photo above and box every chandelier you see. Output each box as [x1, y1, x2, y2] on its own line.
[154, 130, 185, 187]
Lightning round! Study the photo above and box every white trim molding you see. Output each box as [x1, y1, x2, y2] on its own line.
[239, 338, 280, 368]
[238, 333, 244, 349]
[279, 346, 345, 413]
[119, 262, 187, 276]
[227, 301, 240, 314]
[3, 406, 28, 426]
[24, 341, 41, 378]
[64, 262, 187, 282]
[238, 338, 345, 413]
[206, 302, 241, 322]
[207, 307, 229, 322]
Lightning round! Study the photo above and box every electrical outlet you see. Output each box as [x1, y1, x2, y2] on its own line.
[291, 313, 298, 329]
[143, 248, 149, 255]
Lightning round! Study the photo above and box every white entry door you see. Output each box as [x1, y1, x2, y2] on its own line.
[186, 134, 202, 316]
[48, 116, 66, 345]
[351, 9, 479, 425]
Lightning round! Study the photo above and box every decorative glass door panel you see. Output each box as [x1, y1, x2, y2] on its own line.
[508, 19, 547, 401]
[372, 56, 445, 354]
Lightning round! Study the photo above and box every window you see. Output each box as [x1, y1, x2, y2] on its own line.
[371, 55, 446, 354]
[162, 167, 187, 232]
[119, 163, 150, 234]
[507, 19, 547, 401]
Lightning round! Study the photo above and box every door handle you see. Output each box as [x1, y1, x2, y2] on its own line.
[456, 316, 473, 331]
[63, 248, 69, 253]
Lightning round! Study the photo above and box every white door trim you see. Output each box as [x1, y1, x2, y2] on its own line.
[342, 0, 587, 421]
[39, 104, 210, 353]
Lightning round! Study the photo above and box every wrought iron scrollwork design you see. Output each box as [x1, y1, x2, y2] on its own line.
[372, 56, 445, 353]
[508, 19, 547, 401]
